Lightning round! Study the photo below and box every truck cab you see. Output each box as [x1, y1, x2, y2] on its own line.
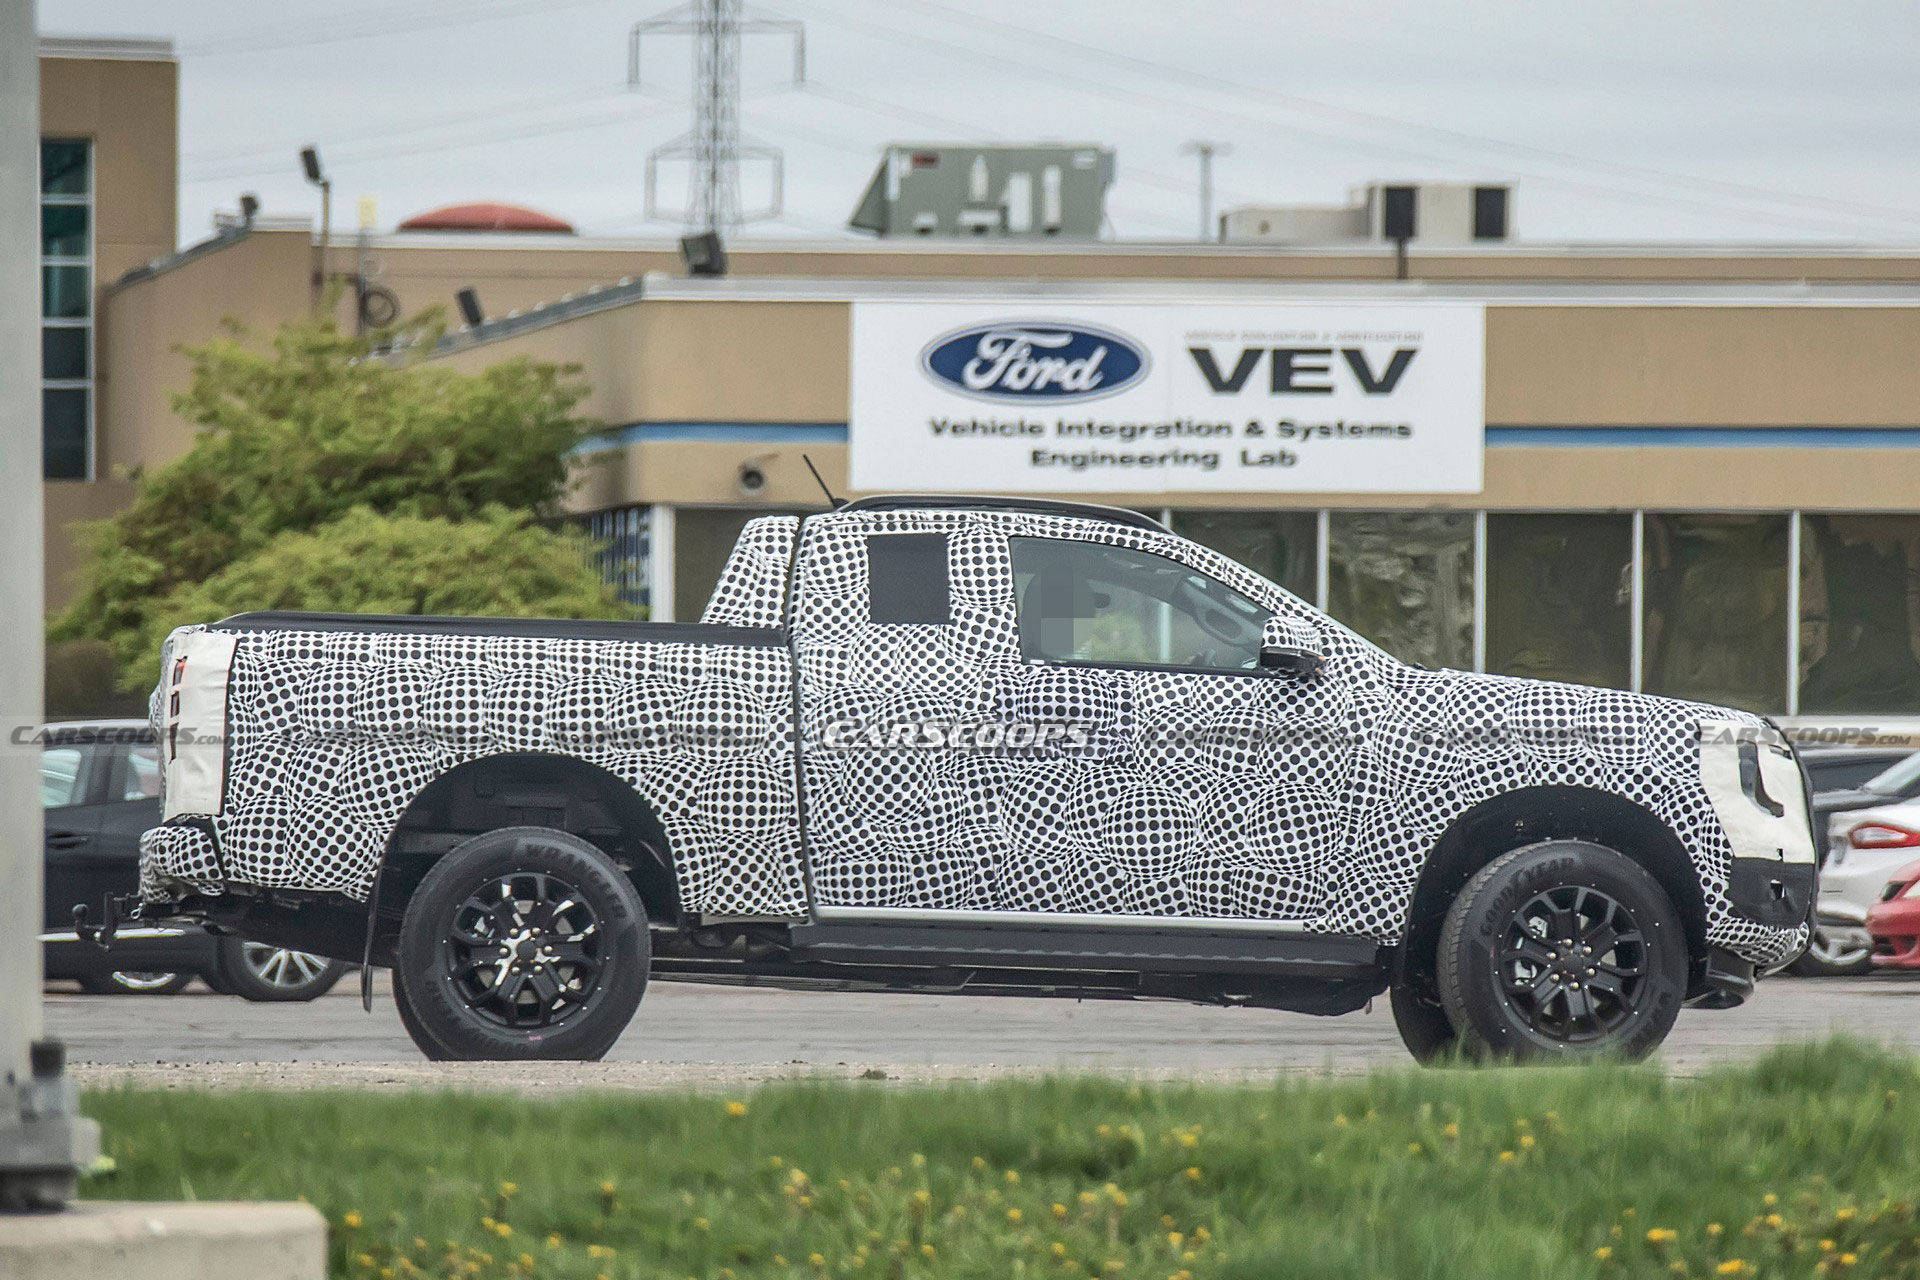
[130, 496, 1816, 1063]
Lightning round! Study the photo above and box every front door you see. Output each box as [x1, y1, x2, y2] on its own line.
[792, 509, 1355, 922]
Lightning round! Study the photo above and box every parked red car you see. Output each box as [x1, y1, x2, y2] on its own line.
[1866, 858, 1920, 969]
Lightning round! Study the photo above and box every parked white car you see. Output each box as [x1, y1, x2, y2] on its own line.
[1805, 800, 1920, 974]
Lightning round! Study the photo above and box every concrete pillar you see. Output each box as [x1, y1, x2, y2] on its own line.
[0, 0, 100, 1213]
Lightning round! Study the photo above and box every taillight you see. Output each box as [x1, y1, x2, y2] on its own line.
[1850, 822, 1920, 849]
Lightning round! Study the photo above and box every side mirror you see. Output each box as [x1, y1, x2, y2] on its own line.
[1258, 616, 1326, 678]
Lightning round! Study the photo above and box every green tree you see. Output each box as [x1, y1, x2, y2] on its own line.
[143, 507, 627, 661]
[54, 311, 624, 687]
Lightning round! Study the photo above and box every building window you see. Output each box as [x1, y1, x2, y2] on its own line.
[1799, 514, 1920, 714]
[40, 139, 92, 480]
[584, 506, 650, 611]
[1472, 186, 1509, 240]
[1328, 511, 1475, 670]
[676, 507, 812, 621]
[1642, 513, 1789, 713]
[1168, 510, 1318, 601]
[1485, 513, 1632, 688]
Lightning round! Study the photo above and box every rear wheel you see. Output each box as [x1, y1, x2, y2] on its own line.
[78, 970, 192, 996]
[215, 937, 349, 1002]
[394, 827, 649, 1061]
[1436, 840, 1688, 1062]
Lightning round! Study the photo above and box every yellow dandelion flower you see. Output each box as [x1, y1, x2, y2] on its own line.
[1167, 1232, 1184, 1248]
[587, 1244, 615, 1260]
[547, 1234, 562, 1249]
[1333, 1114, 1349, 1127]
[1647, 1229, 1677, 1244]
[972, 1156, 989, 1171]
[1442, 1123, 1459, 1139]
[1053, 1243, 1068, 1258]
[1053, 1203, 1068, 1220]
[920, 1245, 936, 1261]
[1160, 1215, 1175, 1229]
[494, 1223, 513, 1240]
[1595, 1247, 1613, 1261]
[1407, 1142, 1423, 1156]
[773, 1256, 787, 1268]
[1181, 1252, 1197, 1264]
[769, 1157, 783, 1169]
[1836, 1208, 1857, 1223]
[517, 1255, 533, 1269]
[723, 1100, 748, 1117]
[1544, 1110, 1560, 1124]
[1193, 1227, 1209, 1244]
[1519, 1134, 1536, 1150]
[1185, 1167, 1202, 1182]
[694, 1218, 711, 1232]
[1079, 1191, 1099, 1207]
[809, 1253, 825, 1267]
[1821, 1239, 1836, 1251]
[1765, 1214, 1784, 1229]
[1498, 1151, 1515, 1164]
[1707, 1224, 1723, 1237]
[1097, 1124, 1110, 1136]
[1763, 1194, 1779, 1207]
[356, 1254, 376, 1269]
[912, 1189, 930, 1207]
[1178, 1133, 1198, 1149]
[1008, 1208, 1024, 1224]
[1715, 1263, 1748, 1277]
[911, 1153, 925, 1167]
[1005, 1170, 1021, 1185]
[599, 1180, 615, 1195]
[1106, 1184, 1128, 1207]
[499, 1182, 518, 1198]
[343, 1212, 364, 1230]
[1841, 1254, 1858, 1266]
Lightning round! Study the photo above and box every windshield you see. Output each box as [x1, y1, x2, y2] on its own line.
[1864, 749, 1920, 794]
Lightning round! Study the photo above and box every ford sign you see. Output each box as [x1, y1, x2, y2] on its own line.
[920, 321, 1150, 404]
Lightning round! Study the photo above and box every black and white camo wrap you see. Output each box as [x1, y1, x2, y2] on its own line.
[788, 506, 1804, 968]
[138, 506, 1805, 968]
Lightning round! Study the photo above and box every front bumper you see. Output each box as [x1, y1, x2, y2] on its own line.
[1867, 896, 1920, 968]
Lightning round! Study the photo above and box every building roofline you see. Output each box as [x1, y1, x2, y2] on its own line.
[366, 229, 1920, 260]
[38, 35, 176, 61]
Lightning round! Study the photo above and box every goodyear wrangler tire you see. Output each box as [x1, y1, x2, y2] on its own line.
[1436, 840, 1687, 1062]
[394, 827, 649, 1061]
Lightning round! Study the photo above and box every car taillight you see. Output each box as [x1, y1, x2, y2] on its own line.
[1849, 823, 1920, 849]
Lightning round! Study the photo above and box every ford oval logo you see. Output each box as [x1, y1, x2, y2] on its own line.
[920, 321, 1150, 404]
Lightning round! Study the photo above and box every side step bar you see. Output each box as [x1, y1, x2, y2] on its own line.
[788, 919, 1382, 979]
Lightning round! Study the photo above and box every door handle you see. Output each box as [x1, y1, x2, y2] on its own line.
[46, 831, 92, 850]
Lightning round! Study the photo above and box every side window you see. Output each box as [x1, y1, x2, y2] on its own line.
[122, 742, 162, 801]
[866, 533, 952, 624]
[41, 746, 90, 809]
[1010, 536, 1269, 671]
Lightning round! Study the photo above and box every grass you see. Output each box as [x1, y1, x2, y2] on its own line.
[79, 1039, 1920, 1280]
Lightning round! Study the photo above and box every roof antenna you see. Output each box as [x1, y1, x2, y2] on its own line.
[802, 454, 844, 509]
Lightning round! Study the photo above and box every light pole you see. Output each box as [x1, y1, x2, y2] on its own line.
[301, 144, 330, 306]
[1180, 140, 1232, 242]
[1, 0, 99, 1212]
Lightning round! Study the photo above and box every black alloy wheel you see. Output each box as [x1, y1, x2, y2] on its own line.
[444, 871, 605, 1032]
[394, 827, 649, 1061]
[1494, 885, 1646, 1043]
[1437, 840, 1687, 1061]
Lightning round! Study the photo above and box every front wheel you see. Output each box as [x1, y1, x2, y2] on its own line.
[1436, 840, 1688, 1062]
[393, 827, 650, 1061]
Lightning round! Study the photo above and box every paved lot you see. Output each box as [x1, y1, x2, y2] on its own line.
[43, 970, 1920, 1092]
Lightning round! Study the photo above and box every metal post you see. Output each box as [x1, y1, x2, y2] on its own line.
[1786, 510, 1802, 717]
[1629, 510, 1645, 693]
[1472, 509, 1488, 673]
[1180, 140, 1230, 242]
[649, 503, 677, 623]
[1, 0, 100, 1212]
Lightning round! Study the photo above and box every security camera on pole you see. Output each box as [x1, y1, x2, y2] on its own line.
[0, 0, 98, 1212]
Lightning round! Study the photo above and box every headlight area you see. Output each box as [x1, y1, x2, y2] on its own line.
[1699, 719, 1817, 929]
[1866, 858, 1920, 969]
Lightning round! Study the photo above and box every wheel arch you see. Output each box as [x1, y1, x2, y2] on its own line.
[1396, 785, 1710, 992]
[368, 752, 681, 966]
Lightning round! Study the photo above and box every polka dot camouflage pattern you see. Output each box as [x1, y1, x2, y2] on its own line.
[141, 616, 806, 916]
[139, 506, 1807, 970]
[788, 506, 1806, 968]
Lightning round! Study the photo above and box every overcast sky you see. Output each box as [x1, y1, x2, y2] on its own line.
[41, 0, 1920, 249]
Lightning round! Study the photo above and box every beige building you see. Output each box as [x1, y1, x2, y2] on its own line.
[41, 44, 1920, 719]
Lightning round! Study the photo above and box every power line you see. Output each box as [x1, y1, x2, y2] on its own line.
[788, 0, 1920, 240]
[180, 0, 619, 58]
[183, 99, 681, 184]
[861, 0, 1920, 234]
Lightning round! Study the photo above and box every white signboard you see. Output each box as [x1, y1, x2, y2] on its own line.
[848, 301, 1485, 494]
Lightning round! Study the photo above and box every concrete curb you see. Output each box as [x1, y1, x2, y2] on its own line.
[0, 1201, 326, 1280]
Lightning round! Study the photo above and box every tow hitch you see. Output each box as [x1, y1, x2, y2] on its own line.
[71, 894, 124, 949]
